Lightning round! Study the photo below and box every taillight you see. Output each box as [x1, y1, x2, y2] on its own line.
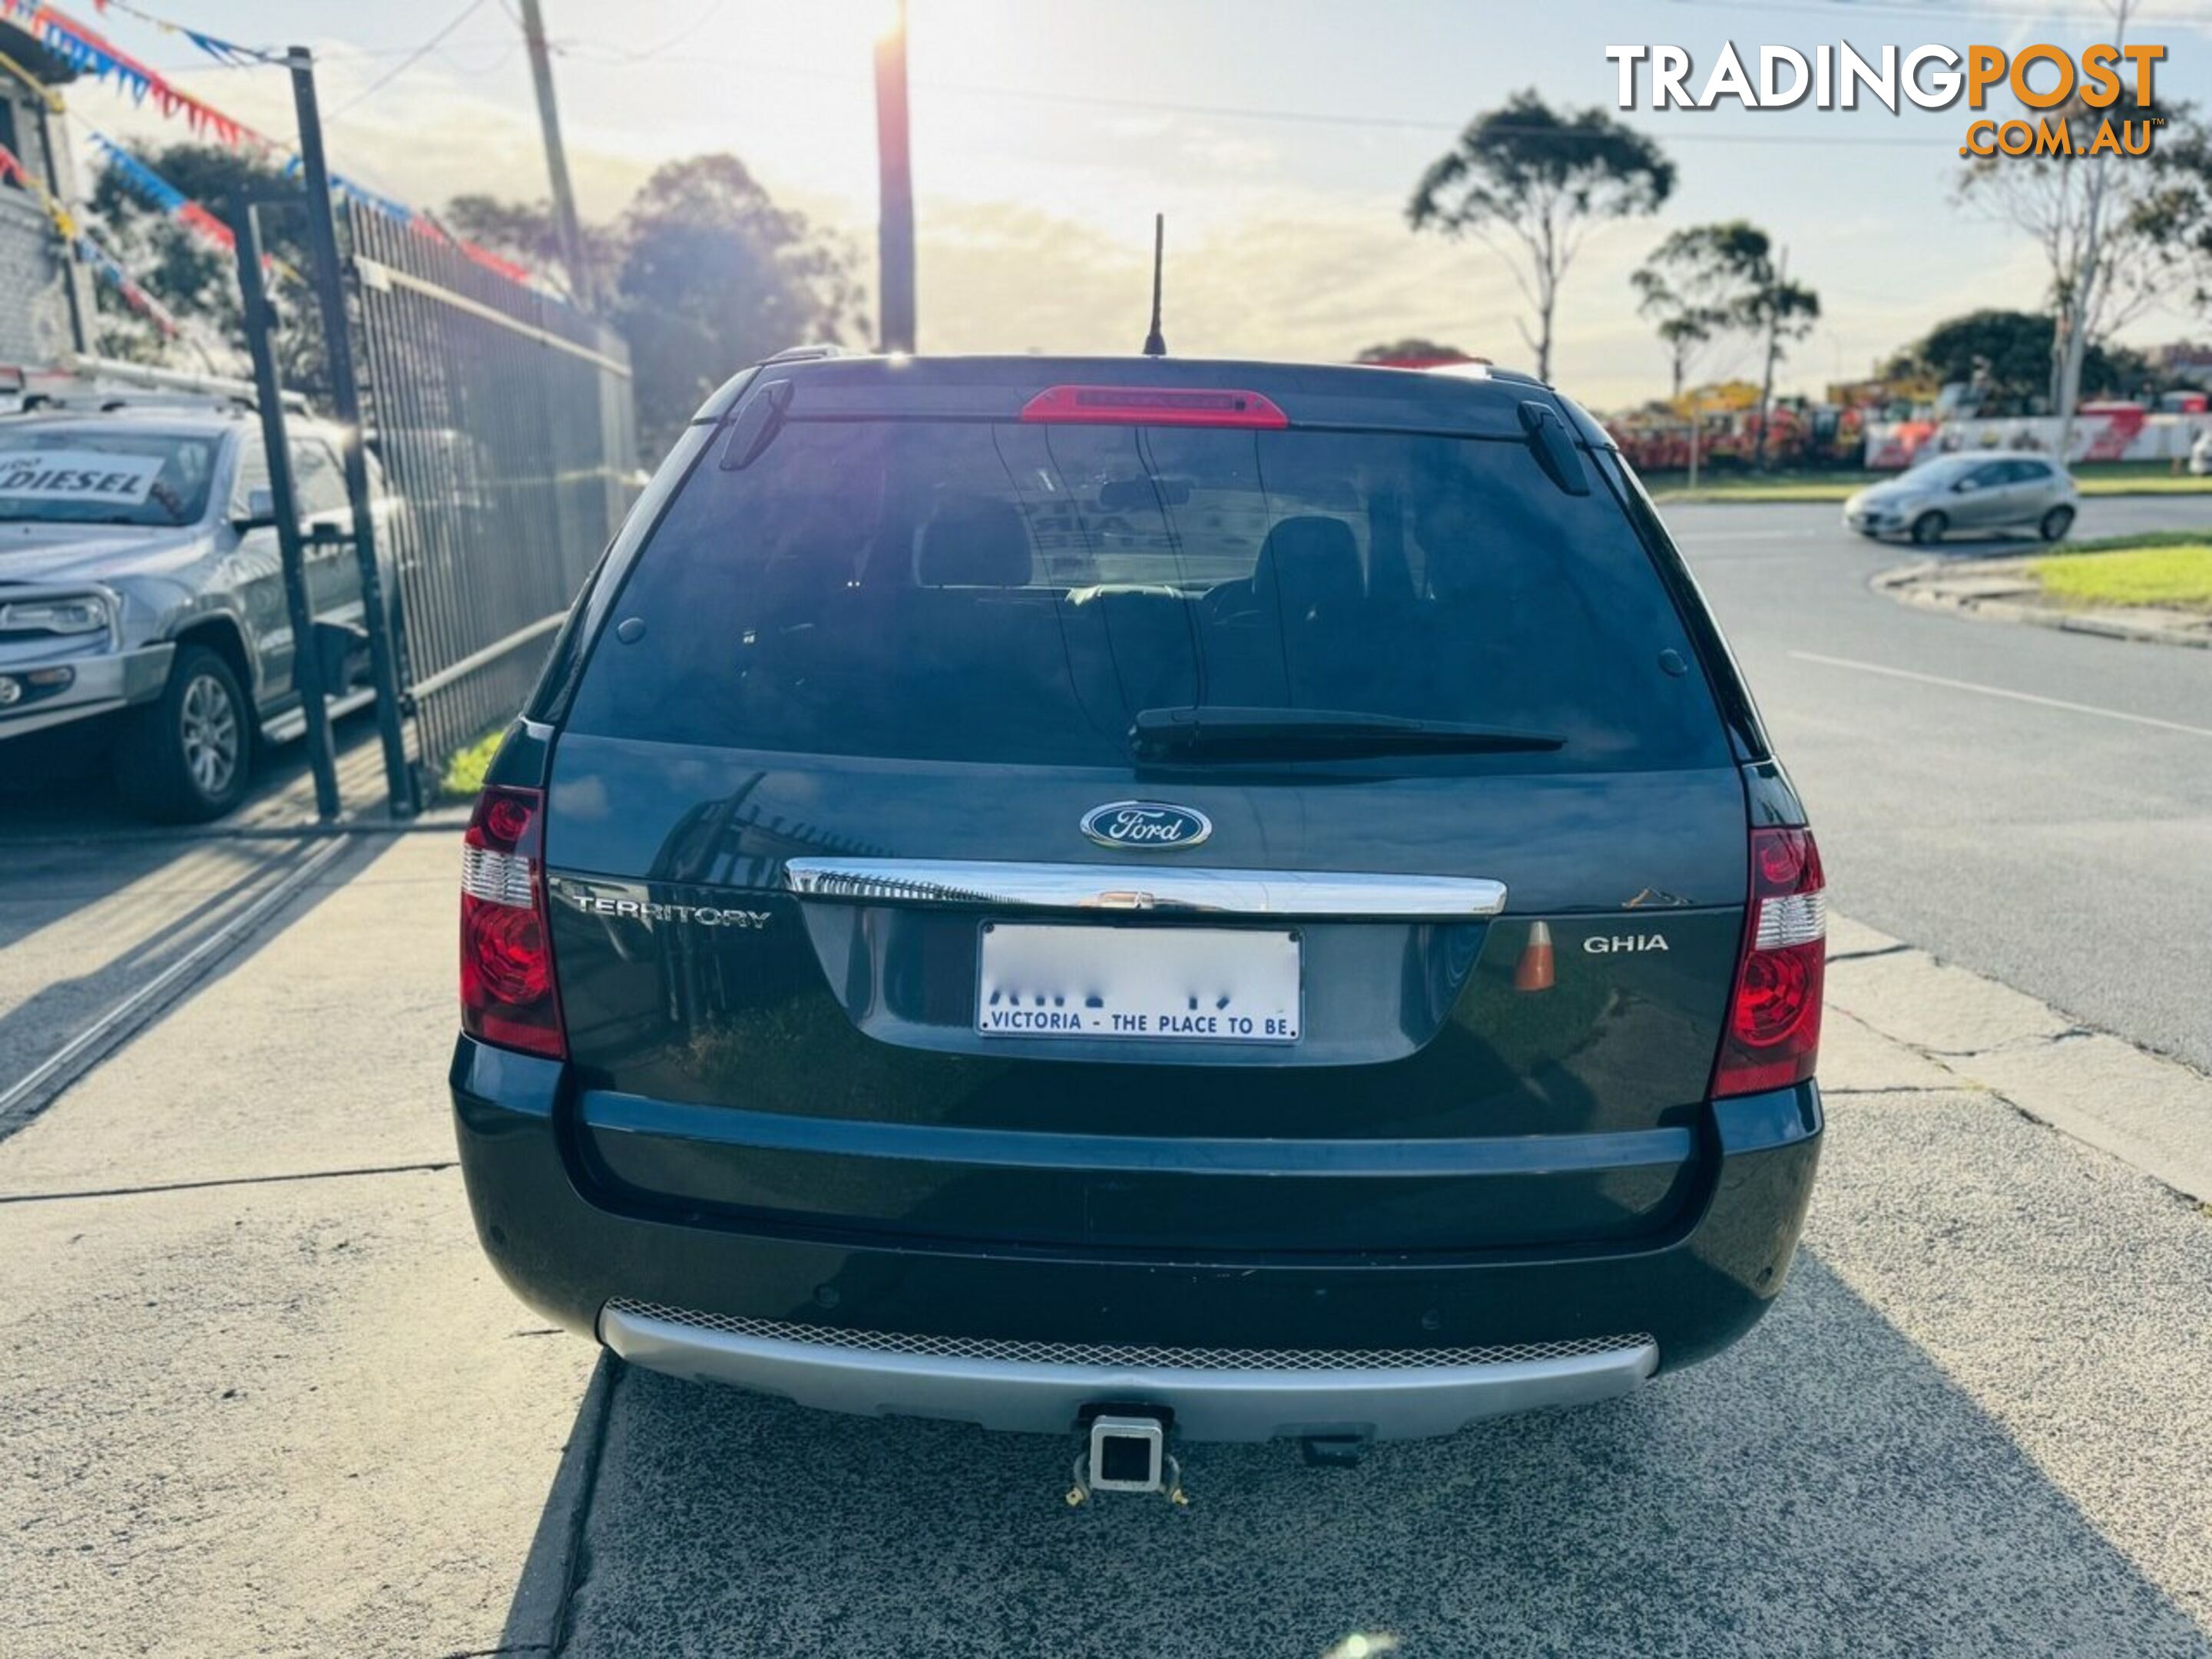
[1713, 826, 1825, 1098]
[460, 785, 565, 1058]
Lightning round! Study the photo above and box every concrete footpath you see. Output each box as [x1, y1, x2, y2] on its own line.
[1, 833, 2208, 1657]
[0, 832, 595, 1658]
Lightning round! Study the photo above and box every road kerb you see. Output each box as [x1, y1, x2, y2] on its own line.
[1824, 912, 2212, 1205]
[1876, 558, 2212, 650]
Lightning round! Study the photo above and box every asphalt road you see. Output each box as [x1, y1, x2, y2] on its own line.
[1665, 497, 2212, 1073]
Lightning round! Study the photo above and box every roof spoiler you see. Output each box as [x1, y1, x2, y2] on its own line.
[758, 344, 845, 366]
[1518, 401, 1590, 497]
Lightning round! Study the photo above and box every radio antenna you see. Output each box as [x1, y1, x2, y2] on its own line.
[1141, 214, 1167, 357]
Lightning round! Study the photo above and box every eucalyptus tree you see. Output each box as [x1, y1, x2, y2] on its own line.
[1409, 90, 1674, 382]
[1640, 221, 1819, 472]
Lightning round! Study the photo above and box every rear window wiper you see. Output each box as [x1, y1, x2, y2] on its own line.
[1131, 705, 1565, 760]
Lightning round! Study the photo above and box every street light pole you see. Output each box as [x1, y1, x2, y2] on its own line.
[873, 0, 916, 353]
[518, 0, 596, 311]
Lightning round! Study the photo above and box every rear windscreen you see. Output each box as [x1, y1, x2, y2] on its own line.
[564, 418, 1728, 771]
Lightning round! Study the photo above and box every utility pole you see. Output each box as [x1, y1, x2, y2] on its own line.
[518, 0, 596, 311]
[873, 0, 916, 353]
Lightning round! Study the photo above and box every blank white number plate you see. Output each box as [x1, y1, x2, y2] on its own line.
[976, 923, 1301, 1044]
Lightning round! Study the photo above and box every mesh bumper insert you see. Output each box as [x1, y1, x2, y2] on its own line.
[604, 1300, 1654, 1375]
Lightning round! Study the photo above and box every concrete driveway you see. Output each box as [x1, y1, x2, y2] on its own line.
[1, 831, 2207, 1658]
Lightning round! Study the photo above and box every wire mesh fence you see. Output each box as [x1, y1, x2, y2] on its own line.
[343, 200, 636, 778]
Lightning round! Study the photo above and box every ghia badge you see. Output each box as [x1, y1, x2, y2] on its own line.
[570, 893, 770, 930]
[1080, 800, 1212, 852]
[1584, 932, 1670, 954]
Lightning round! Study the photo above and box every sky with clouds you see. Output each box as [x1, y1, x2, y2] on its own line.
[63, 0, 2212, 409]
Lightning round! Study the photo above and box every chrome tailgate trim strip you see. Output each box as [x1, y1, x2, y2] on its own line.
[784, 859, 1507, 918]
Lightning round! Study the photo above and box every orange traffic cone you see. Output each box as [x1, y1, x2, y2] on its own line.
[1513, 920, 1555, 992]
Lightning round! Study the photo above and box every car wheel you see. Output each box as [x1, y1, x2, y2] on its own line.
[112, 644, 253, 823]
[1909, 511, 1948, 546]
[2038, 505, 2075, 542]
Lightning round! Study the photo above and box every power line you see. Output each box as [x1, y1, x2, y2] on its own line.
[924, 78, 1938, 146]
[325, 0, 492, 118]
[558, 0, 725, 65]
[154, 36, 514, 72]
[161, 3, 2177, 151]
[571, 53, 1941, 147]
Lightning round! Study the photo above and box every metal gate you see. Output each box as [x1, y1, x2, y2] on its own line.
[343, 200, 637, 780]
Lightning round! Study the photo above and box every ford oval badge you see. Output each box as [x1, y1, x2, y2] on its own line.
[1081, 800, 1212, 852]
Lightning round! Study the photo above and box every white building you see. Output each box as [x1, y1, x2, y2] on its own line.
[0, 22, 96, 366]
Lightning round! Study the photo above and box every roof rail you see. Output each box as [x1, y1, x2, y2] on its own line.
[758, 344, 846, 366]
[19, 353, 312, 416]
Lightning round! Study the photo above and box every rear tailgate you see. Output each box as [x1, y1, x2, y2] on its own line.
[537, 359, 1749, 1255]
[545, 742, 1744, 1253]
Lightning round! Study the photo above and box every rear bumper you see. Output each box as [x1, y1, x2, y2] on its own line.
[451, 1036, 1821, 1442]
[601, 1302, 1657, 1441]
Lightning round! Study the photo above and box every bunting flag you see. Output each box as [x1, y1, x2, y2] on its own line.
[0, 136, 76, 234]
[457, 240, 535, 285]
[12, 0, 558, 298]
[88, 131, 317, 283]
[292, 159, 539, 286]
[0, 0, 275, 151]
[74, 221, 181, 333]
[88, 0, 273, 67]
[88, 128, 234, 251]
[0, 137, 175, 333]
[288, 154, 410, 227]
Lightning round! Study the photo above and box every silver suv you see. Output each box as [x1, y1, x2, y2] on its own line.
[1843, 452, 2078, 545]
[0, 402, 387, 820]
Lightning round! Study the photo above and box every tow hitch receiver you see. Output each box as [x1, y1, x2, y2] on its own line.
[1066, 1412, 1187, 1506]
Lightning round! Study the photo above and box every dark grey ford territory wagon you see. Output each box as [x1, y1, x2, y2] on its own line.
[451, 352, 1823, 1491]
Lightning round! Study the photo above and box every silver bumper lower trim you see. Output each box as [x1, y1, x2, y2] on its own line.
[599, 1301, 1658, 1442]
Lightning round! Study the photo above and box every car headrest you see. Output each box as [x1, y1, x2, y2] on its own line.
[916, 497, 1034, 588]
[1255, 515, 1363, 616]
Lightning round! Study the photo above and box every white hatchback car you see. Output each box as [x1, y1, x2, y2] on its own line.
[1843, 453, 2078, 545]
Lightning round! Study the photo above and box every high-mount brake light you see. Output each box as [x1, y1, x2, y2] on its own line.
[1712, 826, 1826, 1098]
[1018, 385, 1290, 429]
[460, 785, 565, 1059]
